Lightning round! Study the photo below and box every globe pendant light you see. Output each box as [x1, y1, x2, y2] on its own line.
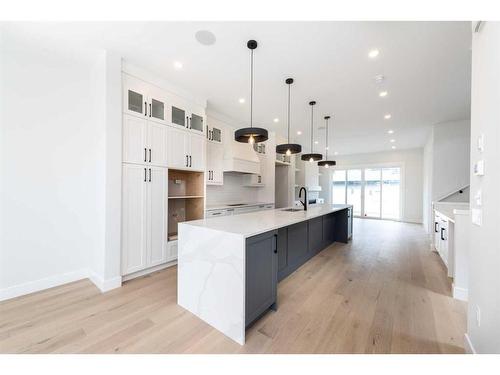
[301, 101, 322, 162]
[234, 40, 268, 144]
[318, 115, 336, 168]
[276, 78, 302, 155]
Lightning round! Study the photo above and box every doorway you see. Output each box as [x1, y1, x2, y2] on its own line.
[332, 166, 402, 220]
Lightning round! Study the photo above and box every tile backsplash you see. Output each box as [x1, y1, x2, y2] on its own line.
[206, 172, 259, 205]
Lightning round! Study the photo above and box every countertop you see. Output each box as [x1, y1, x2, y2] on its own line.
[434, 202, 470, 223]
[205, 202, 274, 211]
[181, 204, 351, 238]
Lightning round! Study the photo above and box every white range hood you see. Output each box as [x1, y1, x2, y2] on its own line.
[223, 140, 260, 174]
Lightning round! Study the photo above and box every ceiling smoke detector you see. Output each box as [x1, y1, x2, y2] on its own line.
[195, 30, 216, 46]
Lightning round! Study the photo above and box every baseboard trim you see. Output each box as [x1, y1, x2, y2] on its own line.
[464, 333, 476, 354]
[0, 269, 88, 302]
[122, 260, 177, 282]
[88, 271, 122, 293]
[452, 284, 468, 301]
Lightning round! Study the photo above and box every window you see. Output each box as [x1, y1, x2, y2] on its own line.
[331, 166, 401, 220]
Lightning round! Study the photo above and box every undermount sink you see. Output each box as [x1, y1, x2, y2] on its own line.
[282, 208, 304, 212]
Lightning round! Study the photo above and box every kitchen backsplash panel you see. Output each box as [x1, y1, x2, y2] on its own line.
[206, 172, 259, 205]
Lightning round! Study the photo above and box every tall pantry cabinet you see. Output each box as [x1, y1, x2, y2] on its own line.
[121, 73, 206, 278]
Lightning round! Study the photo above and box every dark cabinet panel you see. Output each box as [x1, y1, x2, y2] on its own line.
[334, 208, 349, 243]
[347, 207, 353, 239]
[287, 221, 309, 268]
[245, 230, 278, 327]
[308, 216, 324, 255]
[277, 227, 288, 273]
[322, 213, 335, 248]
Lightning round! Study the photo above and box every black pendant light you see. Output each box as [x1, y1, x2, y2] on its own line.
[318, 115, 336, 168]
[301, 101, 322, 162]
[234, 40, 268, 144]
[276, 78, 302, 155]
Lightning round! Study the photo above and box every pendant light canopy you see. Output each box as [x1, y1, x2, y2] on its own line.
[234, 40, 268, 144]
[318, 115, 336, 168]
[301, 101, 323, 162]
[276, 78, 302, 155]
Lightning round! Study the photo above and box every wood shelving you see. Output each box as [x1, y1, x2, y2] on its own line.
[167, 169, 205, 242]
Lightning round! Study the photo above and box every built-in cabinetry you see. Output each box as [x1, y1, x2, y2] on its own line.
[121, 72, 206, 279]
[295, 158, 321, 192]
[433, 210, 451, 270]
[206, 123, 223, 143]
[206, 142, 224, 185]
[246, 208, 351, 326]
[121, 164, 169, 275]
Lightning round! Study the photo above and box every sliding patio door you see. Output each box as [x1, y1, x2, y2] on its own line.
[331, 166, 401, 220]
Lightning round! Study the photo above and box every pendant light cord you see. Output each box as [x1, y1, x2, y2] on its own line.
[325, 117, 329, 159]
[250, 48, 254, 129]
[287, 83, 291, 143]
[310, 104, 314, 152]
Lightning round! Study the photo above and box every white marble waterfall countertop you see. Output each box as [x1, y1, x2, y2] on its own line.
[181, 204, 351, 238]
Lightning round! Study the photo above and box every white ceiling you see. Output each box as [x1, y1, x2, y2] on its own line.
[5, 21, 472, 155]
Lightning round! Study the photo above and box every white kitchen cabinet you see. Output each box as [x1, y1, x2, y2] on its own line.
[123, 114, 168, 167]
[167, 127, 205, 171]
[122, 164, 148, 275]
[439, 218, 449, 267]
[122, 164, 168, 276]
[123, 74, 168, 125]
[189, 105, 205, 135]
[206, 141, 224, 185]
[190, 134, 206, 171]
[206, 123, 223, 143]
[169, 98, 205, 136]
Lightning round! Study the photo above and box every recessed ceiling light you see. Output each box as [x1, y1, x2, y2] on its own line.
[388, 130, 394, 134]
[173, 61, 183, 70]
[315, 141, 319, 145]
[238, 98, 245, 104]
[390, 139, 396, 143]
[384, 114, 392, 119]
[368, 49, 380, 58]
[379, 91, 388, 98]
[391, 146, 396, 150]
[273, 118, 279, 123]
[297, 131, 302, 135]
[334, 151, 339, 155]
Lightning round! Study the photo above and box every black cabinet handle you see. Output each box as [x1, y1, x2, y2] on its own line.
[274, 234, 278, 254]
[189, 155, 192, 167]
[144, 101, 147, 116]
[149, 168, 151, 182]
[144, 148, 147, 162]
[186, 116, 188, 128]
[189, 117, 192, 129]
[440, 227, 446, 241]
[144, 168, 147, 182]
[212, 212, 221, 215]
[434, 222, 439, 233]
[149, 103, 152, 117]
[148, 149, 151, 163]
[186, 155, 189, 167]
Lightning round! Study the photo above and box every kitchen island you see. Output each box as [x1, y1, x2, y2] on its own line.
[177, 204, 353, 344]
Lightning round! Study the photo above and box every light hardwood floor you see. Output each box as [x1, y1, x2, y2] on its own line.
[0, 219, 467, 354]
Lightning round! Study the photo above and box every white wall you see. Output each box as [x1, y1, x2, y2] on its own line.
[329, 148, 423, 223]
[466, 22, 500, 354]
[0, 27, 120, 299]
[422, 119, 470, 233]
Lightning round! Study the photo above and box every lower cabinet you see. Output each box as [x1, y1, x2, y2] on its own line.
[122, 163, 168, 276]
[287, 221, 309, 269]
[322, 213, 335, 248]
[245, 230, 278, 327]
[308, 216, 324, 255]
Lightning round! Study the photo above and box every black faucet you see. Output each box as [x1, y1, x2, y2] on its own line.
[299, 187, 308, 211]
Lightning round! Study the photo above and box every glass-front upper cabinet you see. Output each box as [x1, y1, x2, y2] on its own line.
[148, 86, 168, 125]
[170, 97, 188, 129]
[190, 112, 204, 134]
[123, 74, 147, 118]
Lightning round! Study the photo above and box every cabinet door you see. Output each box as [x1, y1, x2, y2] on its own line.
[122, 164, 148, 275]
[147, 167, 168, 267]
[287, 221, 308, 268]
[170, 98, 188, 129]
[433, 212, 441, 251]
[206, 142, 223, 185]
[147, 122, 168, 167]
[167, 126, 189, 169]
[123, 115, 148, 165]
[322, 213, 335, 248]
[308, 216, 324, 255]
[190, 134, 206, 171]
[277, 227, 288, 273]
[189, 109, 205, 134]
[245, 230, 278, 327]
[123, 74, 147, 118]
[148, 86, 169, 125]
